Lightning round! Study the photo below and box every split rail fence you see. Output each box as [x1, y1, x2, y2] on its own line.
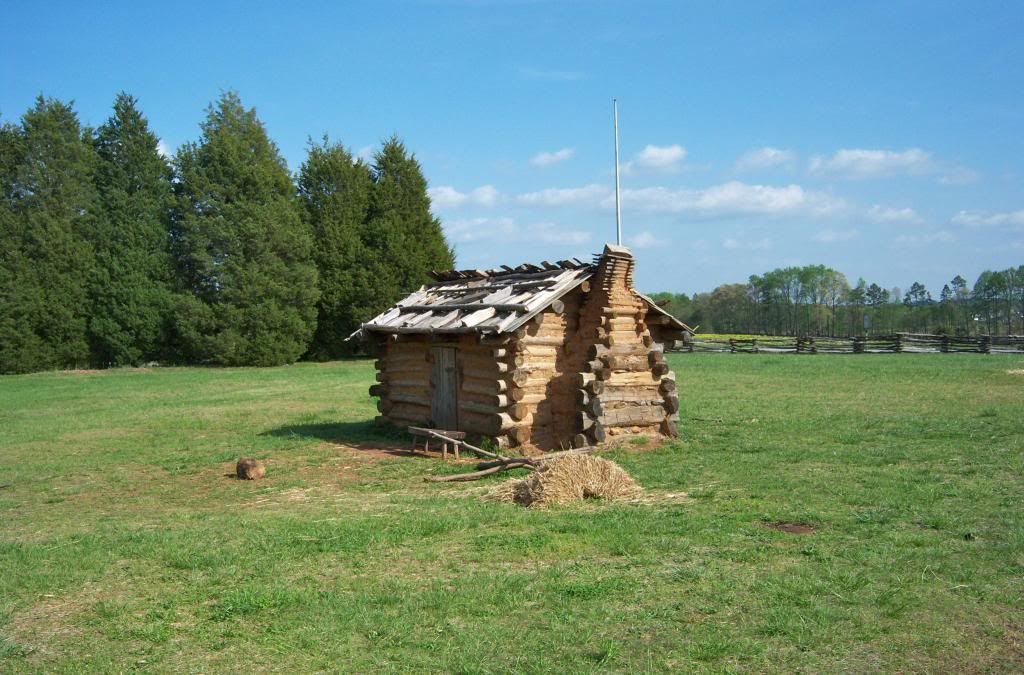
[675, 333, 1024, 355]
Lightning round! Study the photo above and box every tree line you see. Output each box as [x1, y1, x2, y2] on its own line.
[650, 264, 1024, 337]
[0, 92, 453, 374]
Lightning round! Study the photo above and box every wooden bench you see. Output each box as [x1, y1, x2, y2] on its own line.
[408, 427, 467, 461]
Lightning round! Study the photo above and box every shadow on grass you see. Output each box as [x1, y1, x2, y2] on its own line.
[262, 420, 416, 458]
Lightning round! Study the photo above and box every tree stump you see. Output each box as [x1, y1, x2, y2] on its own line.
[236, 458, 265, 480]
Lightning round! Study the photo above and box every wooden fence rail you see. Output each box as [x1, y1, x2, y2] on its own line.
[674, 333, 1024, 355]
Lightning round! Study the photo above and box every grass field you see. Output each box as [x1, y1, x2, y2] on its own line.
[1, 355, 1023, 672]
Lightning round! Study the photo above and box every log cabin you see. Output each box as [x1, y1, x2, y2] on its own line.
[355, 244, 692, 451]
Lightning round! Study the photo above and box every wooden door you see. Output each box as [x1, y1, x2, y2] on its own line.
[431, 347, 458, 429]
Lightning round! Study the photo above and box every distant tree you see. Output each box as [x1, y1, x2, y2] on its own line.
[364, 136, 454, 313]
[169, 92, 319, 366]
[903, 282, 931, 307]
[846, 278, 867, 335]
[298, 137, 375, 359]
[88, 93, 176, 366]
[0, 97, 98, 373]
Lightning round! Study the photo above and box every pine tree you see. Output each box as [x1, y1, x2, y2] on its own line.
[298, 138, 375, 359]
[169, 92, 318, 366]
[89, 93, 176, 366]
[365, 136, 453, 311]
[0, 97, 97, 373]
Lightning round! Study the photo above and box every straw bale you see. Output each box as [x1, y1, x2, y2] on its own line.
[491, 454, 641, 507]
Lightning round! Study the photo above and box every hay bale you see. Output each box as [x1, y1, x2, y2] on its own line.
[236, 458, 265, 480]
[491, 454, 642, 507]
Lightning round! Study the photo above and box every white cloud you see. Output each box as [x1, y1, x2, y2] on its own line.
[444, 217, 590, 246]
[809, 148, 934, 179]
[518, 67, 585, 81]
[722, 237, 771, 251]
[808, 147, 979, 184]
[938, 167, 980, 185]
[812, 228, 861, 244]
[951, 209, 1024, 228]
[608, 181, 845, 218]
[516, 183, 610, 207]
[867, 205, 923, 224]
[625, 144, 687, 173]
[893, 230, 956, 247]
[428, 184, 501, 209]
[156, 140, 170, 158]
[530, 147, 575, 167]
[356, 145, 375, 162]
[734, 147, 795, 172]
[627, 231, 664, 249]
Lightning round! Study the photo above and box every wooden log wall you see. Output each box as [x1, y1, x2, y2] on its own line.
[569, 247, 679, 444]
[370, 335, 432, 428]
[503, 289, 584, 450]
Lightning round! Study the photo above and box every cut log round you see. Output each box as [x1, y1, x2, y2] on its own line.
[576, 413, 594, 431]
[663, 394, 680, 414]
[651, 362, 669, 377]
[589, 422, 607, 444]
[509, 425, 532, 445]
[572, 433, 589, 449]
[368, 383, 387, 397]
[508, 387, 525, 402]
[509, 402, 529, 421]
[510, 369, 530, 386]
[659, 378, 677, 394]
[585, 397, 603, 417]
[661, 417, 678, 438]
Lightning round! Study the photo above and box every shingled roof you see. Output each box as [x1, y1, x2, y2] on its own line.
[357, 252, 691, 336]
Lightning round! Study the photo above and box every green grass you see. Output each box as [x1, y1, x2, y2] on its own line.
[1, 355, 1022, 672]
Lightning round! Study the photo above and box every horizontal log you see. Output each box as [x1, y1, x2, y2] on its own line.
[461, 377, 504, 396]
[600, 405, 666, 427]
[518, 336, 566, 347]
[479, 334, 512, 346]
[382, 363, 429, 375]
[459, 400, 503, 416]
[605, 370, 660, 387]
[387, 377, 429, 390]
[600, 388, 662, 403]
[604, 354, 650, 371]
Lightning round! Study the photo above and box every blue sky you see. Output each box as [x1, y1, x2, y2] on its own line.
[3, 1, 1022, 296]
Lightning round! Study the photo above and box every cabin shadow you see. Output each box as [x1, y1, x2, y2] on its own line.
[261, 420, 415, 458]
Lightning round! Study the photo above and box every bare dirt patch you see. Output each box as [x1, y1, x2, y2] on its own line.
[763, 521, 816, 535]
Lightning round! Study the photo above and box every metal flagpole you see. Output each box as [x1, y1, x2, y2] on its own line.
[613, 99, 622, 246]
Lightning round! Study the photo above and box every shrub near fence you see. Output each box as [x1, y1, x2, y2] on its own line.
[677, 333, 1024, 354]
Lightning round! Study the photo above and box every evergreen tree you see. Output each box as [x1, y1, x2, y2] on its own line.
[89, 93, 176, 366]
[169, 92, 318, 366]
[365, 136, 454, 312]
[298, 138, 375, 359]
[0, 97, 97, 373]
